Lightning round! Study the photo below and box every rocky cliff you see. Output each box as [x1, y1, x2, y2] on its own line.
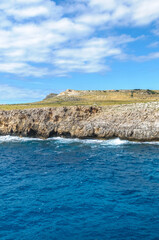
[0, 102, 159, 141]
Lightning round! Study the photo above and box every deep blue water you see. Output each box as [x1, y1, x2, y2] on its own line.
[0, 136, 159, 240]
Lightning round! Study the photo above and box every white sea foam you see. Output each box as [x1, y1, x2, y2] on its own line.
[0, 135, 159, 145]
[50, 137, 105, 144]
[51, 137, 159, 145]
[0, 135, 42, 143]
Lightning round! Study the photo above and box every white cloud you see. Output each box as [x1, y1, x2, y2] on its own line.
[148, 42, 159, 48]
[133, 52, 159, 61]
[0, 0, 159, 77]
[76, 13, 110, 26]
[52, 35, 138, 74]
[89, 0, 116, 11]
[0, 0, 63, 20]
[0, 63, 48, 77]
[7, 6, 49, 19]
[0, 84, 47, 103]
[87, 0, 159, 26]
[131, 1, 159, 25]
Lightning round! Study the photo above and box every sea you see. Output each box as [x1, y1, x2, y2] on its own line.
[0, 136, 159, 240]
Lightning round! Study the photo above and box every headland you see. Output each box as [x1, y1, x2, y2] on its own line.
[0, 91, 159, 141]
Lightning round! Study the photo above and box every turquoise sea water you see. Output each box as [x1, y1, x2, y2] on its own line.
[0, 136, 159, 240]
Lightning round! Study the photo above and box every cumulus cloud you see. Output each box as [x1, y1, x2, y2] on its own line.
[86, 0, 159, 26]
[0, 0, 159, 77]
[52, 35, 138, 74]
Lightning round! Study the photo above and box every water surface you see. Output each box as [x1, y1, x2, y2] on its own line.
[0, 136, 159, 240]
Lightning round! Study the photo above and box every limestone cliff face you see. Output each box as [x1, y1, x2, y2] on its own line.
[0, 102, 159, 141]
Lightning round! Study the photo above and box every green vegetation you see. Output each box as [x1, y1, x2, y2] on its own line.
[1, 89, 159, 110]
[43, 93, 58, 100]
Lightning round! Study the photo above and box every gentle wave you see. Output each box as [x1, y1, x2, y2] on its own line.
[0, 135, 159, 145]
[51, 137, 129, 145]
[0, 135, 43, 142]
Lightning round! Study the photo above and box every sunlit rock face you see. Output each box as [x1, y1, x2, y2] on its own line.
[0, 102, 159, 141]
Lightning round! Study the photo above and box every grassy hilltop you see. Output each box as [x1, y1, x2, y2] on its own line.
[1, 89, 159, 110]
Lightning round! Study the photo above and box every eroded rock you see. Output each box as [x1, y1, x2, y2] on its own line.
[0, 103, 159, 141]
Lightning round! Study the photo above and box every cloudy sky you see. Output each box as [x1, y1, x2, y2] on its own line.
[0, 0, 159, 103]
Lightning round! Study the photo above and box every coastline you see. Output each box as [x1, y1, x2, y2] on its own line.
[0, 102, 159, 142]
[0, 135, 159, 145]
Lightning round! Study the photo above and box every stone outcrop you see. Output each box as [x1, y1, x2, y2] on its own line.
[0, 102, 159, 141]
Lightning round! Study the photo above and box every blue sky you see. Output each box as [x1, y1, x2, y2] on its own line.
[0, 0, 159, 103]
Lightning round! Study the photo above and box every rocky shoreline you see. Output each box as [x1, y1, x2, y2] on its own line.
[0, 102, 159, 141]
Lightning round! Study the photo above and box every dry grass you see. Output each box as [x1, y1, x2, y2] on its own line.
[1, 89, 159, 110]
